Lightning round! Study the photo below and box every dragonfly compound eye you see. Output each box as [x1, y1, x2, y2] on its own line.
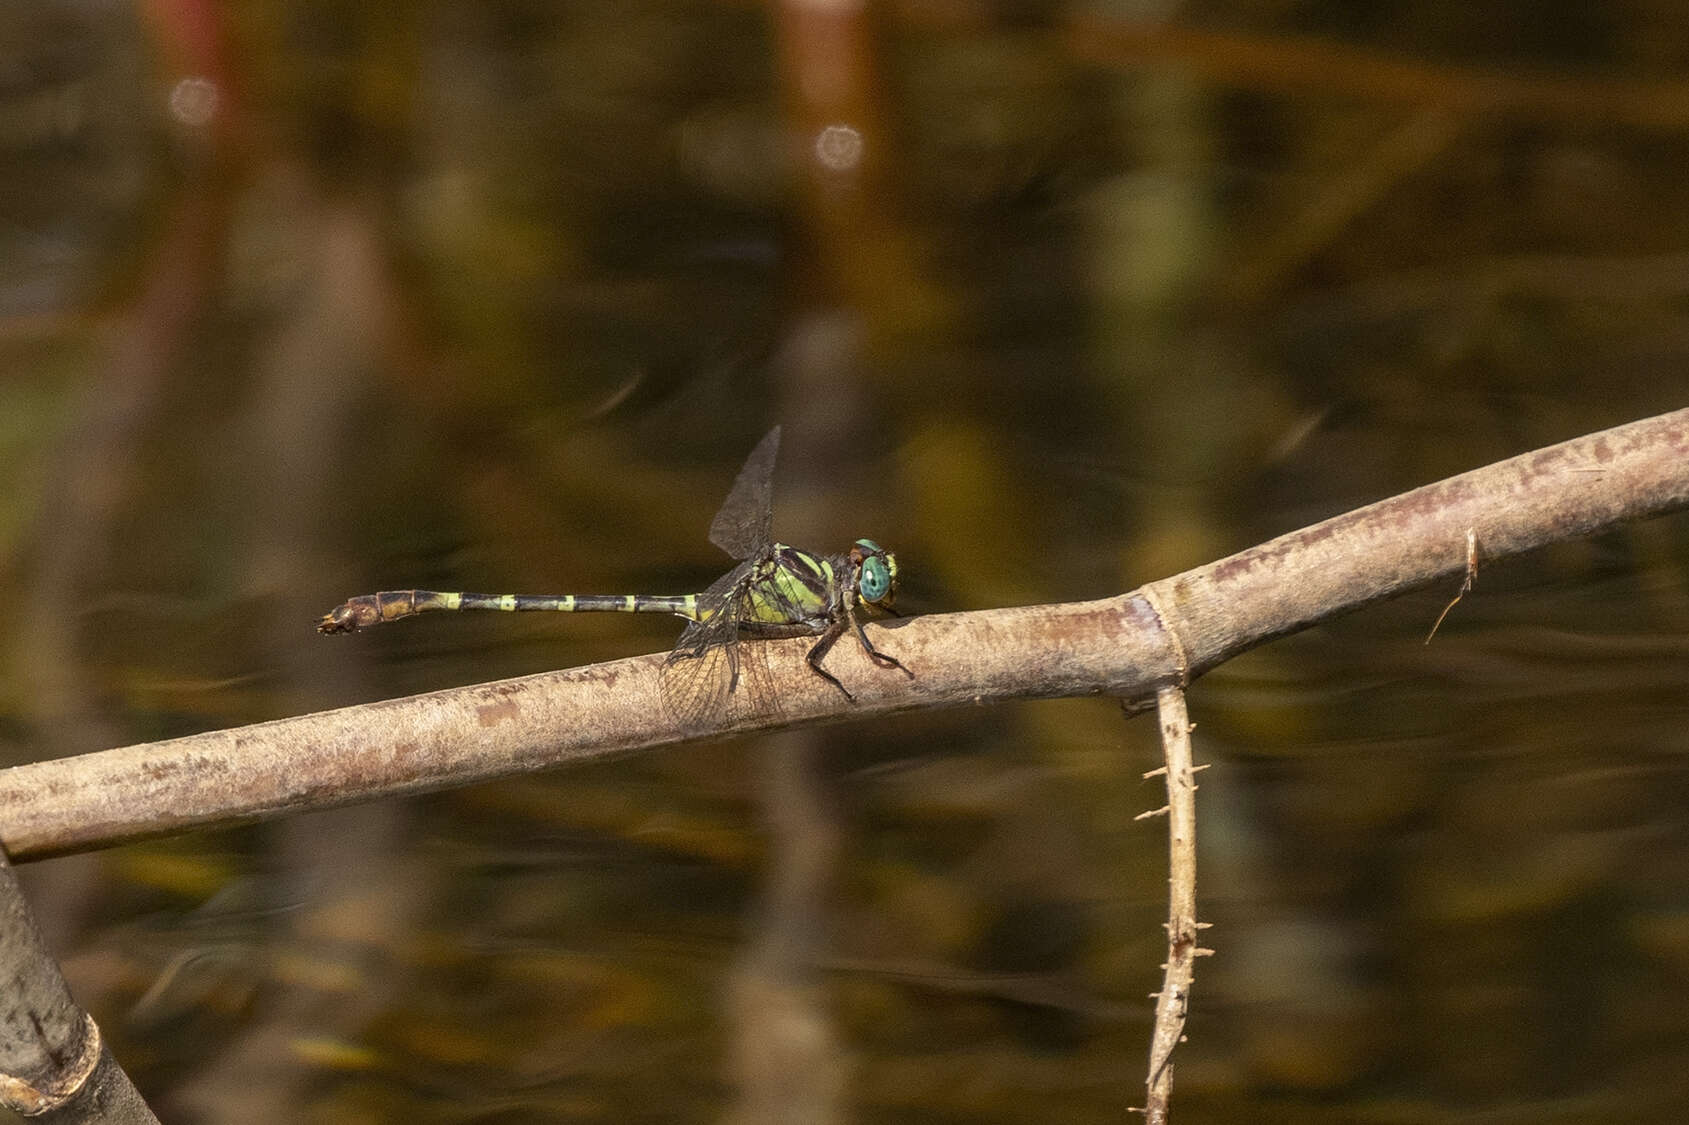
[859, 555, 892, 603]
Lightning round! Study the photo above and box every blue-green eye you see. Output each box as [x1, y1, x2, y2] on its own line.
[859, 556, 891, 603]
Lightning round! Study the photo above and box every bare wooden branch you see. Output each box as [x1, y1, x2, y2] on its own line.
[0, 408, 1684, 862]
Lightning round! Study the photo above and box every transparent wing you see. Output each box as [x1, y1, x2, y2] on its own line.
[658, 628, 781, 729]
[658, 638, 732, 729]
[707, 426, 780, 559]
[669, 561, 754, 660]
[658, 561, 783, 728]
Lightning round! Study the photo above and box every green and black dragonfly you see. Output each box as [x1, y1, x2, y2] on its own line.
[318, 427, 910, 722]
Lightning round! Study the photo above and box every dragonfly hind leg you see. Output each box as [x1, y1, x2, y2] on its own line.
[803, 601, 912, 695]
[805, 604, 911, 702]
[805, 621, 856, 702]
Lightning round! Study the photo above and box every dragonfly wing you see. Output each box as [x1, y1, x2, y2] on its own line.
[707, 426, 780, 559]
[658, 635, 733, 729]
[659, 630, 781, 728]
[670, 562, 753, 657]
[659, 562, 783, 728]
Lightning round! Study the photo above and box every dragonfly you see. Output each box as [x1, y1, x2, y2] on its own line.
[317, 426, 910, 723]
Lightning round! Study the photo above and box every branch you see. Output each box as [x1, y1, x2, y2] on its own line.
[0, 409, 1684, 861]
[0, 850, 157, 1121]
[1137, 687, 1206, 1123]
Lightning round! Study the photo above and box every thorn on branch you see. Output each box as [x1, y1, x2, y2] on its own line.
[1135, 805, 1171, 821]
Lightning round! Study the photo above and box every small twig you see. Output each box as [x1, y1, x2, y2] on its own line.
[1137, 686, 1202, 1124]
[1425, 528, 1479, 643]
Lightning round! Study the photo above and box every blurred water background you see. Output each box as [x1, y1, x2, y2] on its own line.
[2, 1, 1688, 1121]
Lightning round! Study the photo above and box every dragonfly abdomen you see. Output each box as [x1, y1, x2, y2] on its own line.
[317, 590, 701, 633]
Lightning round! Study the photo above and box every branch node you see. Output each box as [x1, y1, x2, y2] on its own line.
[1139, 584, 1190, 687]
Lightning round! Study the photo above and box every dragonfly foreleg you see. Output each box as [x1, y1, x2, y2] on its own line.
[846, 599, 911, 677]
[805, 621, 855, 702]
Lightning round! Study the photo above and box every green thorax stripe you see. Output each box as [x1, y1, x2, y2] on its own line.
[740, 545, 834, 625]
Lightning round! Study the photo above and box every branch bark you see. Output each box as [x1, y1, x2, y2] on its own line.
[0, 850, 157, 1122]
[0, 409, 1684, 862]
[1138, 687, 1203, 1124]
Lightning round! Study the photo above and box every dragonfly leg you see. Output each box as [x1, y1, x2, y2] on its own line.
[805, 621, 856, 702]
[847, 601, 912, 677]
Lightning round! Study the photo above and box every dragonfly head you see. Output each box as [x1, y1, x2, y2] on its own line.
[851, 539, 898, 609]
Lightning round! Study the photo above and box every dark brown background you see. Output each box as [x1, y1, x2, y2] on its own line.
[2, 1, 1687, 1120]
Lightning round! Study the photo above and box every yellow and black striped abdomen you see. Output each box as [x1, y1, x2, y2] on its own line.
[317, 589, 702, 633]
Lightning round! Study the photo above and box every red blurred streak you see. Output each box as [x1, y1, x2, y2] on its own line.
[22, 0, 240, 725]
[139, 0, 245, 137]
[769, 0, 953, 342]
[771, 0, 894, 280]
